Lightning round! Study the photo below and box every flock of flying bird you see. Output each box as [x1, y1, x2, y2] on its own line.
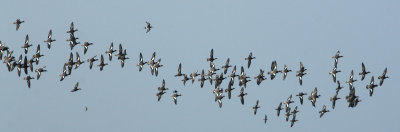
[1, 19, 390, 127]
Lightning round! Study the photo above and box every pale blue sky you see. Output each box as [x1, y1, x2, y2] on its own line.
[0, 0, 399, 131]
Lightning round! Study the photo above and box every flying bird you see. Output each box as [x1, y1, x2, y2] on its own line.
[330, 93, 340, 109]
[105, 42, 116, 61]
[71, 82, 81, 92]
[97, 55, 108, 71]
[87, 55, 98, 69]
[23, 75, 34, 88]
[378, 68, 388, 86]
[366, 76, 378, 96]
[319, 105, 330, 118]
[74, 52, 84, 69]
[237, 87, 247, 105]
[221, 58, 232, 74]
[137, 53, 145, 71]
[245, 52, 255, 68]
[13, 19, 24, 31]
[21, 34, 32, 54]
[81, 42, 93, 54]
[296, 92, 307, 105]
[44, 30, 56, 49]
[172, 90, 181, 105]
[275, 102, 283, 117]
[332, 51, 343, 67]
[35, 66, 47, 80]
[281, 64, 292, 80]
[359, 62, 370, 81]
[145, 21, 152, 33]
[253, 100, 260, 115]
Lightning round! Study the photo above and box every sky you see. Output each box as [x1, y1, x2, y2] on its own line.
[0, 0, 399, 131]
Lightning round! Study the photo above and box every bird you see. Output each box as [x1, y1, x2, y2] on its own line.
[245, 52, 255, 68]
[14, 55, 23, 76]
[172, 90, 181, 105]
[67, 22, 78, 34]
[296, 62, 307, 85]
[4, 50, 15, 72]
[35, 66, 46, 80]
[346, 86, 361, 108]
[254, 69, 266, 85]
[153, 58, 164, 76]
[85, 106, 88, 112]
[330, 93, 340, 109]
[181, 74, 190, 86]
[238, 66, 251, 88]
[275, 102, 283, 117]
[71, 82, 81, 92]
[137, 53, 145, 71]
[238, 87, 247, 105]
[175, 63, 183, 77]
[81, 42, 93, 54]
[119, 49, 129, 68]
[308, 87, 321, 107]
[44, 30, 56, 49]
[335, 81, 344, 94]
[281, 64, 292, 80]
[205, 70, 215, 85]
[23, 75, 34, 88]
[366, 76, 378, 96]
[157, 79, 169, 93]
[291, 106, 299, 117]
[209, 61, 220, 75]
[74, 52, 84, 69]
[0, 42, 10, 60]
[66, 33, 80, 50]
[284, 95, 294, 112]
[359, 62, 370, 81]
[329, 67, 341, 83]
[97, 55, 108, 71]
[33, 45, 44, 65]
[59, 64, 68, 81]
[267, 60, 279, 80]
[87, 55, 98, 69]
[332, 51, 343, 68]
[190, 71, 200, 84]
[285, 107, 291, 122]
[290, 115, 298, 127]
[21, 34, 32, 54]
[221, 58, 232, 74]
[216, 94, 225, 108]
[346, 70, 357, 87]
[296, 92, 307, 105]
[65, 52, 74, 75]
[105, 42, 116, 61]
[228, 65, 238, 82]
[146, 52, 156, 75]
[378, 68, 388, 86]
[224, 79, 235, 99]
[263, 115, 268, 124]
[145, 21, 152, 33]
[198, 70, 207, 88]
[156, 91, 166, 101]
[319, 105, 330, 118]
[253, 100, 260, 115]
[13, 19, 24, 31]
[207, 49, 218, 64]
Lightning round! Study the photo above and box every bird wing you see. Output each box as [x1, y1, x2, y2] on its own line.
[25, 35, 29, 45]
[48, 30, 52, 39]
[362, 63, 366, 72]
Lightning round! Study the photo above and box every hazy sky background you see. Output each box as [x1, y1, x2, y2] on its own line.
[0, 0, 399, 131]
